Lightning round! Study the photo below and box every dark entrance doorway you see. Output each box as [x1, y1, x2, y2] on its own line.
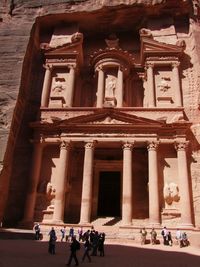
[97, 171, 121, 217]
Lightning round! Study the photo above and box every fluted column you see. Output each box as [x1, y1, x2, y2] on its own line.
[53, 141, 70, 222]
[22, 141, 44, 223]
[79, 142, 94, 224]
[116, 67, 124, 107]
[172, 62, 182, 107]
[96, 67, 105, 108]
[122, 142, 133, 225]
[146, 63, 155, 107]
[65, 65, 76, 107]
[175, 142, 193, 227]
[41, 64, 52, 107]
[147, 142, 160, 226]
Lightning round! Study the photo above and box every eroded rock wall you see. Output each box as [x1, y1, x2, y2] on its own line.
[1, 0, 200, 226]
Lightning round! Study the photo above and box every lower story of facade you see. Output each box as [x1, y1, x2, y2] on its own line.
[21, 137, 194, 229]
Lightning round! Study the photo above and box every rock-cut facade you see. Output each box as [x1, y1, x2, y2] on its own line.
[0, 0, 200, 231]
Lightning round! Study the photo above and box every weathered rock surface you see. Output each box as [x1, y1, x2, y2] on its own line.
[0, 0, 200, 227]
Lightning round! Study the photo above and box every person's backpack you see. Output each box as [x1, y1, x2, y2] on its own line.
[76, 240, 81, 250]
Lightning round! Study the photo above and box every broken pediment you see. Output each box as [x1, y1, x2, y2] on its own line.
[40, 32, 84, 65]
[140, 35, 185, 64]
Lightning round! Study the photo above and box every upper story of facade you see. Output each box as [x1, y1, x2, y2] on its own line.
[39, 21, 187, 123]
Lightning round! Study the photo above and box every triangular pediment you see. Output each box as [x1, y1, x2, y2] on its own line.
[140, 37, 185, 63]
[56, 109, 164, 127]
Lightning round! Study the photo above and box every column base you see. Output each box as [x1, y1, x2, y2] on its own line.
[50, 219, 64, 225]
[79, 221, 92, 227]
[178, 223, 194, 229]
[148, 222, 161, 227]
[18, 220, 34, 229]
[121, 221, 132, 227]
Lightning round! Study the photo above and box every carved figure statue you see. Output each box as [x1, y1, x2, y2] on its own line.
[105, 76, 116, 98]
[46, 182, 56, 200]
[163, 182, 180, 205]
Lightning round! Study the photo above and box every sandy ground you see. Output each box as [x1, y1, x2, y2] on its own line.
[0, 239, 200, 267]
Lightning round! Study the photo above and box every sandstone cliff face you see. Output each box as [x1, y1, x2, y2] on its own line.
[1, 0, 200, 227]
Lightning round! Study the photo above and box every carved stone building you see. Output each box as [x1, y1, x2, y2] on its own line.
[0, 0, 200, 232]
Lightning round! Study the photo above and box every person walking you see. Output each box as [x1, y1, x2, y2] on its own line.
[66, 236, 80, 266]
[82, 236, 91, 262]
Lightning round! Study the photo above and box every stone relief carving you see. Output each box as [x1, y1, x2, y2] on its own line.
[163, 182, 180, 205]
[139, 28, 152, 38]
[176, 39, 186, 49]
[46, 182, 56, 201]
[89, 116, 129, 124]
[158, 77, 171, 92]
[51, 77, 66, 96]
[105, 33, 119, 49]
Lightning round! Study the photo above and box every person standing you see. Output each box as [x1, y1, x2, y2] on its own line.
[150, 228, 157, 245]
[34, 223, 41, 240]
[61, 226, 66, 242]
[140, 227, 147, 245]
[78, 227, 83, 242]
[176, 228, 183, 247]
[69, 227, 74, 242]
[48, 227, 57, 255]
[161, 226, 169, 245]
[66, 236, 80, 266]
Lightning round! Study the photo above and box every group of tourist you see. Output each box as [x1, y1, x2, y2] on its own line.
[140, 226, 190, 247]
[33, 224, 106, 266]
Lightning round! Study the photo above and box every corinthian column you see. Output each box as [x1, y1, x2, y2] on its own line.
[65, 65, 76, 107]
[41, 64, 52, 107]
[175, 142, 193, 227]
[146, 63, 155, 107]
[53, 141, 70, 223]
[122, 142, 133, 225]
[79, 142, 94, 224]
[22, 141, 44, 224]
[172, 62, 182, 107]
[116, 67, 123, 107]
[147, 142, 160, 226]
[96, 67, 105, 108]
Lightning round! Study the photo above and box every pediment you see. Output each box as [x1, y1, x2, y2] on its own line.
[56, 110, 164, 127]
[140, 37, 185, 63]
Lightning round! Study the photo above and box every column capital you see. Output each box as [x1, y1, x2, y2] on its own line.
[172, 61, 180, 68]
[43, 64, 53, 71]
[145, 62, 154, 68]
[175, 141, 189, 151]
[95, 65, 104, 72]
[68, 64, 76, 70]
[85, 141, 96, 149]
[147, 141, 159, 151]
[60, 140, 71, 150]
[122, 142, 134, 150]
